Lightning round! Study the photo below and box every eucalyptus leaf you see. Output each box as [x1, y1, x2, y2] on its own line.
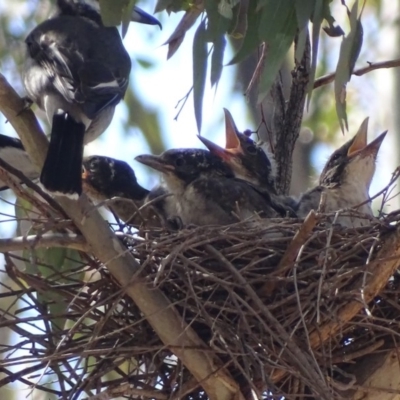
[121, 0, 136, 38]
[99, 0, 129, 26]
[193, 19, 208, 133]
[211, 34, 226, 87]
[257, 0, 298, 102]
[334, 0, 364, 132]
[229, 0, 249, 38]
[228, 0, 260, 64]
[306, 0, 323, 107]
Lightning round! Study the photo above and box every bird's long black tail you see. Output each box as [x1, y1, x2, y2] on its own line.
[40, 112, 85, 197]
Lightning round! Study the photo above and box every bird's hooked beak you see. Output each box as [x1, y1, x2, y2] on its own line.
[223, 108, 242, 153]
[135, 154, 175, 173]
[347, 117, 369, 157]
[197, 135, 233, 162]
[357, 131, 387, 159]
[197, 108, 243, 161]
[131, 6, 162, 29]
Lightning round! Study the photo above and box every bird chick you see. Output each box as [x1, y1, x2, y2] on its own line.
[135, 148, 277, 226]
[82, 155, 150, 224]
[297, 118, 386, 227]
[198, 109, 296, 217]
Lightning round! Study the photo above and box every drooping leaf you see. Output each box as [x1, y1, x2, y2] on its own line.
[229, 0, 249, 38]
[257, 0, 298, 102]
[205, 0, 231, 40]
[121, 0, 136, 38]
[192, 19, 208, 133]
[295, 0, 315, 30]
[210, 34, 226, 87]
[218, 0, 240, 19]
[334, 0, 364, 132]
[163, 5, 203, 59]
[228, 1, 261, 64]
[155, 0, 190, 14]
[98, 0, 129, 27]
[294, 0, 314, 63]
[204, 0, 229, 88]
[306, 0, 323, 107]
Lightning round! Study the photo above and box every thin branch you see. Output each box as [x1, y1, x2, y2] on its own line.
[0, 233, 87, 252]
[274, 34, 310, 195]
[313, 58, 400, 89]
[0, 73, 244, 400]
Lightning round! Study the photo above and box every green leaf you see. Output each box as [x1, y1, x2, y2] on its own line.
[136, 58, 155, 69]
[228, 1, 261, 64]
[205, 0, 231, 40]
[257, 0, 298, 102]
[294, 0, 314, 63]
[204, 0, 229, 88]
[98, 0, 129, 26]
[163, 7, 202, 59]
[334, 0, 364, 132]
[155, 0, 190, 13]
[306, 0, 323, 107]
[193, 19, 208, 133]
[210, 34, 226, 87]
[295, 0, 314, 30]
[229, 0, 249, 38]
[121, 0, 136, 38]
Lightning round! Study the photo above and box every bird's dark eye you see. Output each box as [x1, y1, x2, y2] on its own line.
[246, 145, 257, 154]
[175, 158, 185, 167]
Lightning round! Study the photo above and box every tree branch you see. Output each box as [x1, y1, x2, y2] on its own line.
[0, 74, 244, 400]
[0, 233, 88, 252]
[313, 58, 400, 89]
[274, 35, 310, 195]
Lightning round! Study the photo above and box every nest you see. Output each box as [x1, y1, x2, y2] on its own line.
[2, 201, 400, 400]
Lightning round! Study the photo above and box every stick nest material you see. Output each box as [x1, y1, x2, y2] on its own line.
[1, 203, 400, 399]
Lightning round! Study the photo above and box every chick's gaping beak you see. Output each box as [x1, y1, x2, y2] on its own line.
[197, 135, 234, 162]
[358, 130, 387, 159]
[223, 108, 241, 151]
[347, 117, 369, 157]
[135, 154, 175, 173]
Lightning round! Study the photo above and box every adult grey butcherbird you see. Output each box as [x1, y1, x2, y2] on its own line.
[23, 0, 160, 197]
[296, 118, 387, 227]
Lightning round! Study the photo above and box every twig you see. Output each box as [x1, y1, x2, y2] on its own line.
[313, 58, 400, 89]
[274, 34, 310, 195]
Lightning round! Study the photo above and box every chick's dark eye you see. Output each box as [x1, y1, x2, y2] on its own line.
[246, 145, 257, 154]
[175, 158, 185, 167]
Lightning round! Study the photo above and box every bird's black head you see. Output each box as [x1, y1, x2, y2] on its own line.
[136, 149, 234, 187]
[198, 108, 277, 193]
[82, 155, 149, 200]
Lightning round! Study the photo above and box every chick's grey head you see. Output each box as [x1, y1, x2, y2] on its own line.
[135, 148, 234, 189]
[82, 155, 149, 200]
[198, 108, 276, 193]
[320, 119, 386, 192]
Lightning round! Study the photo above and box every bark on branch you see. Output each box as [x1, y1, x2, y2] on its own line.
[0, 74, 244, 400]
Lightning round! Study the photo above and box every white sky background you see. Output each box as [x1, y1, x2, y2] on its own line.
[0, 0, 399, 397]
